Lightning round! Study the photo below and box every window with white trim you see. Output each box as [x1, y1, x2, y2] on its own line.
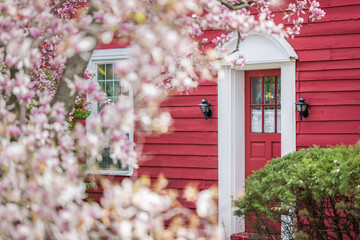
[87, 49, 133, 176]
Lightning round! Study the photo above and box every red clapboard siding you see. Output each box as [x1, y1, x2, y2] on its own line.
[299, 92, 360, 106]
[299, 80, 360, 92]
[135, 132, 218, 145]
[299, 69, 360, 81]
[322, 5, 360, 21]
[297, 49, 331, 62]
[89, 0, 360, 204]
[297, 48, 360, 62]
[331, 48, 360, 60]
[293, 2, 360, 151]
[96, 38, 129, 49]
[168, 85, 217, 96]
[269, 3, 360, 26]
[161, 95, 217, 107]
[169, 118, 218, 131]
[139, 155, 218, 168]
[289, 34, 360, 50]
[299, 121, 360, 134]
[137, 167, 217, 180]
[305, 106, 360, 121]
[197, 80, 217, 86]
[133, 119, 210, 134]
[140, 144, 218, 156]
[163, 179, 217, 190]
[297, 134, 359, 147]
[297, 59, 360, 71]
[165, 106, 218, 119]
[329, 0, 360, 7]
[298, 20, 360, 37]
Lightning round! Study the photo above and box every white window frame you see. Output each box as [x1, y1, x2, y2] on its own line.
[86, 48, 134, 176]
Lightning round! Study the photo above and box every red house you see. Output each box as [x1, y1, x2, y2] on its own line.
[87, 0, 360, 238]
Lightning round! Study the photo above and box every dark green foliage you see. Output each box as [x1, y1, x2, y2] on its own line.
[233, 144, 360, 239]
[84, 182, 94, 203]
[68, 109, 91, 128]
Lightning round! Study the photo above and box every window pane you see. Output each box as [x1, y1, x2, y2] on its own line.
[105, 64, 114, 80]
[94, 60, 132, 174]
[277, 76, 281, 104]
[114, 80, 121, 96]
[251, 77, 262, 104]
[264, 76, 275, 104]
[277, 106, 281, 133]
[251, 106, 262, 133]
[97, 64, 105, 80]
[98, 81, 105, 92]
[106, 81, 114, 97]
[264, 106, 275, 133]
[98, 148, 128, 170]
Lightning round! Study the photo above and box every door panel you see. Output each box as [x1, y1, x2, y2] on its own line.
[245, 69, 282, 232]
[245, 69, 281, 179]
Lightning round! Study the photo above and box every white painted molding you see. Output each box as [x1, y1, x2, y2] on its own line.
[218, 67, 246, 238]
[218, 32, 298, 65]
[86, 48, 134, 176]
[218, 32, 297, 239]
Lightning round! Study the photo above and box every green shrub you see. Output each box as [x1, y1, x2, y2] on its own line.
[233, 144, 360, 239]
[68, 109, 91, 129]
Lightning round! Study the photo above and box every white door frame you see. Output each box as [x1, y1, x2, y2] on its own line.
[217, 32, 298, 238]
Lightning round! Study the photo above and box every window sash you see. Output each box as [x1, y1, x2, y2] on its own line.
[86, 50, 134, 176]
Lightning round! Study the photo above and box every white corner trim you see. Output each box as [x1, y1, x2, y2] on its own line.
[218, 32, 297, 239]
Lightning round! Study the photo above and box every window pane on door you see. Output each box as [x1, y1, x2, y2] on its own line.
[277, 76, 281, 104]
[264, 76, 275, 104]
[251, 106, 262, 133]
[264, 106, 275, 133]
[251, 77, 262, 104]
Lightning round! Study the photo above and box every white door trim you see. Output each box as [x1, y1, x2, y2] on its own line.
[218, 33, 297, 239]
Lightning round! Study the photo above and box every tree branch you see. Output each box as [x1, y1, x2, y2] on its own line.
[50, 34, 97, 117]
[218, 0, 250, 10]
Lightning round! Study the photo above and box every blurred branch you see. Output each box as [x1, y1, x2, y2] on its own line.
[50, 32, 97, 117]
[218, 0, 250, 10]
[50, 0, 67, 12]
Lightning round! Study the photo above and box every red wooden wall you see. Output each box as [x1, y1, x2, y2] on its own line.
[134, 82, 218, 204]
[287, 0, 360, 148]
[88, 0, 360, 202]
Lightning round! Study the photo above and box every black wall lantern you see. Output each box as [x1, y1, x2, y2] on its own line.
[295, 97, 309, 121]
[199, 98, 212, 120]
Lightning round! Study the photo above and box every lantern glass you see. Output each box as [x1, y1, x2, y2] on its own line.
[200, 105, 207, 112]
[296, 104, 301, 112]
[301, 104, 307, 112]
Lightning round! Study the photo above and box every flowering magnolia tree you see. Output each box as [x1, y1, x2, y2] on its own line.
[0, 0, 324, 239]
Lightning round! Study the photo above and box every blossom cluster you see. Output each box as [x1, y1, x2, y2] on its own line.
[284, 0, 326, 38]
[0, 0, 324, 238]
